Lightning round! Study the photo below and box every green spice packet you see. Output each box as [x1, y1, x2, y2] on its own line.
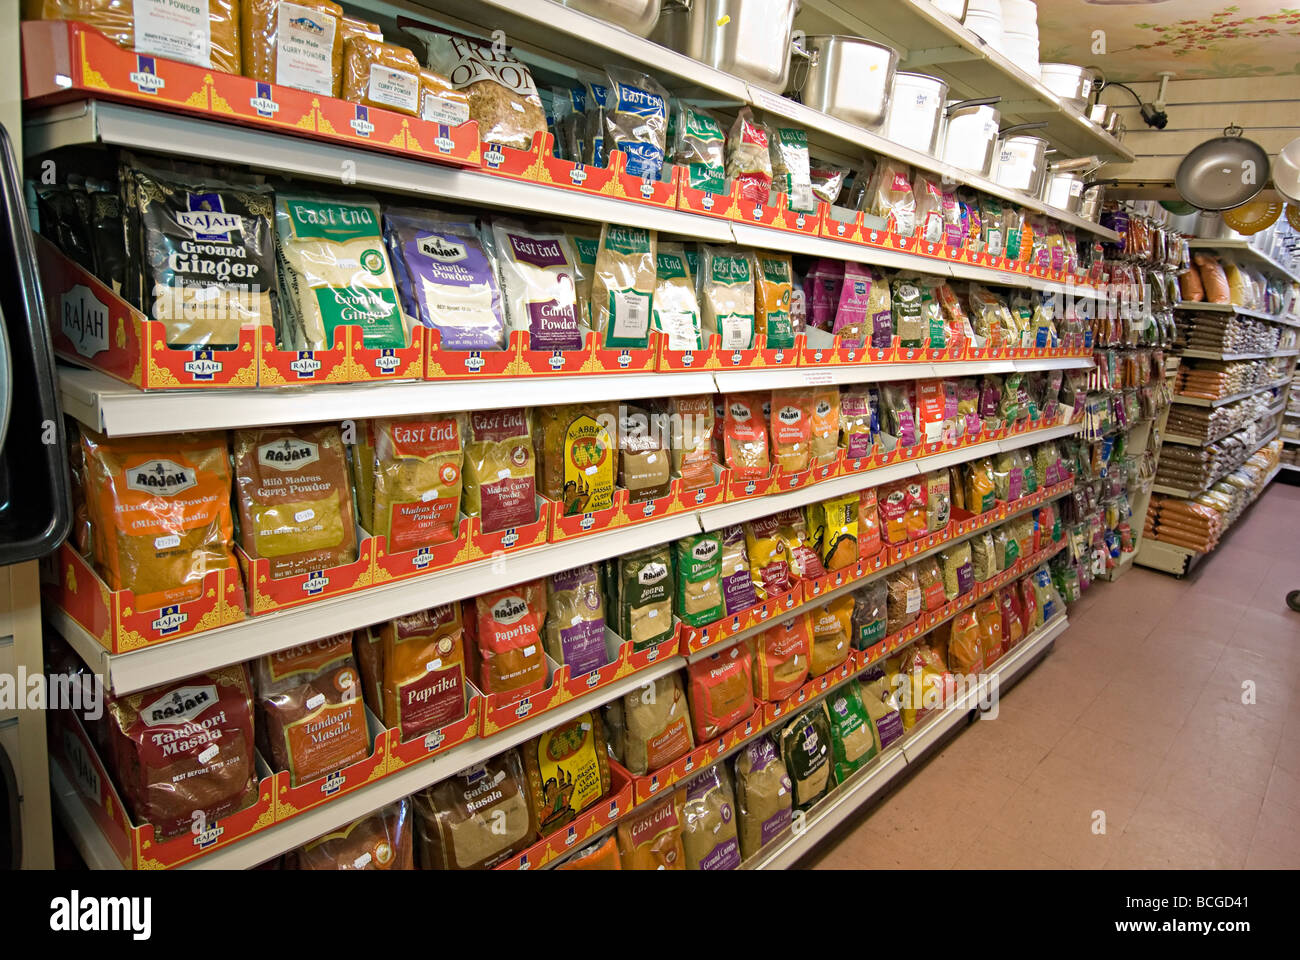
[596, 224, 656, 349]
[619, 544, 675, 650]
[827, 683, 878, 782]
[673, 532, 724, 626]
[275, 192, 406, 350]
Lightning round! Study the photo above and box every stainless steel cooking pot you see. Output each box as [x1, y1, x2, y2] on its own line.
[1040, 63, 1096, 113]
[993, 121, 1050, 195]
[563, 0, 662, 36]
[939, 96, 1001, 177]
[653, 0, 800, 92]
[792, 35, 897, 131]
[1041, 155, 1102, 214]
[884, 72, 948, 156]
[1042, 170, 1088, 214]
[1079, 183, 1110, 223]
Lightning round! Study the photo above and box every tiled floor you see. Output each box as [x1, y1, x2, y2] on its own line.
[806, 481, 1300, 870]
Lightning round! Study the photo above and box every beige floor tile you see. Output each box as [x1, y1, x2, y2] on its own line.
[940, 715, 1053, 783]
[1046, 724, 1166, 792]
[953, 825, 1069, 870]
[1105, 794, 1247, 869]
[1244, 799, 1300, 869]
[1264, 764, 1300, 814]
[1273, 735, 1300, 777]
[1144, 756, 1264, 846]
[988, 783, 1128, 868]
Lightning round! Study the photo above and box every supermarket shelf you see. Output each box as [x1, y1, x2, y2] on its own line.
[686, 483, 1074, 665]
[1186, 240, 1300, 285]
[406, 0, 1129, 221]
[1173, 302, 1300, 327]
[729, 222, 1099, 297]
[52, 649, 683, 871]
[1164, 403, 1283, 447]
[796, 0, 1134, 163]
[24, 101, 735, 240]
[696, 421, 1081, 531]
[1281, 463, 1300, 472]
[1138, 464, 1283, 575]
[1284, 437, 1300, 446]
[55, 563, 1070, 871]
[1172, 378, 1290, 408]
[710, 356, 1088, 398]
[1178, 348, 1300, 362]
[50, 762, 121, 871]
[747, 613, 1068, 869]
[51, 510, 701, 695]
[56, 421, 1081, 693]
[58, 366, 718, 436]
[1151, 428, 1279, 498]
[27, 100, 1114, 308]
[696, 460, 918, 533]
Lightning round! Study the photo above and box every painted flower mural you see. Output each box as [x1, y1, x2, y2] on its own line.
[1039, 0, 1300, 79]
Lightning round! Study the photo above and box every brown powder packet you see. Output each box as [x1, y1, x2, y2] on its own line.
[370, 415, 466, 551]
[254, 633, 371, 786]
[81, 429, 236, 610]
[241, 0, 343, 95]
[39, 0, 241, 73]
[808, 388, 840, 465]
[417, 68, 470, 125]
[669, 395, 716, 490]
[342, 33, 421, 116]
[233, 424, 358, 579]
[769, 389, 812, 474]
[463, 408, 537, 533]
[380, 605, 466, 741]
[620, 401, 672, 504]
[106, 664, 257, 840]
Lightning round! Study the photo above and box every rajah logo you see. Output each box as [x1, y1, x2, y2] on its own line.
[127, 460, 197, 496]
[258, 438, 319, 471]
[142, 685, 217, 727]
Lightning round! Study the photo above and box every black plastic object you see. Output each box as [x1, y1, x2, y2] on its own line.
[0, 734, 18, 869]
[0, 122, 71, 563]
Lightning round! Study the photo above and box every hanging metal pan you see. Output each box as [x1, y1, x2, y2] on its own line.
[1272, 134, 1300, 203]
[1175, 124, 1271, 211]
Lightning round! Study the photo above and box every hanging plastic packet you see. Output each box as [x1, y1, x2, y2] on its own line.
[700, 245, 756, 350]
[770, 127, 815, 212]
[810, 164, 848, 206]
[672, 103, 726, 193]
[603, 66, 670, 180]
[653, 242, 705, 351]
[726, 107, 772, 204]
[593, 224, 656, 348]
[752, 252, 795, 349]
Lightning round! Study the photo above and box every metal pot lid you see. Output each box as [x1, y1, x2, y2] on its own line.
[1175, 125, 1271, 211]
[1273, 135, 1300, 204]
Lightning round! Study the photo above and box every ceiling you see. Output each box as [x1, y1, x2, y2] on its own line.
[1036, 0, 1300, 81]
